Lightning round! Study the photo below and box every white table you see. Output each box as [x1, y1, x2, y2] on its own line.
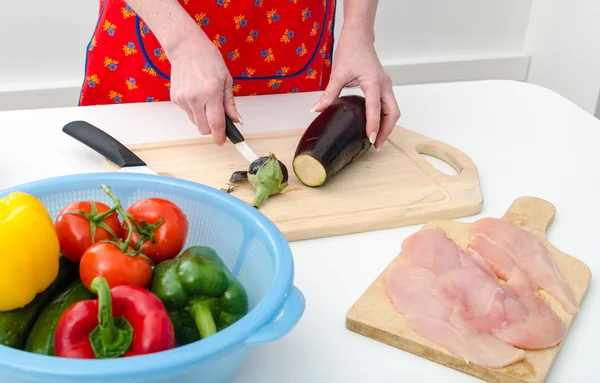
[1, 80, 597, 382]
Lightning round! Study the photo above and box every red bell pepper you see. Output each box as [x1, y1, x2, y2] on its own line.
[54, 277, 176, 358]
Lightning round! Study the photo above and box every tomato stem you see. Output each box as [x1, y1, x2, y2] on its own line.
[130, 215, 166, 251]
[65, 201, 119, 242]
[100, 184, 136, 253]
[94, 205, 118, 222]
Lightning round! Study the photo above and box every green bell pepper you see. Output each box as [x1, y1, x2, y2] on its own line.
[150, 246, 249, 344]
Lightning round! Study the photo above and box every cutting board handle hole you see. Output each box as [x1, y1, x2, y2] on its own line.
[419, 154, 458, 176]
[415, 143, 462, 176]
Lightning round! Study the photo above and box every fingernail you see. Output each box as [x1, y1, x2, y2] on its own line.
[369, 131, 377, 144]
[310, 102, 319, 113]
[237, 113, 244, 126]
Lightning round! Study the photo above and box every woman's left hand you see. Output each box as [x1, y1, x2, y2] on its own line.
[311, 28, 401, 150]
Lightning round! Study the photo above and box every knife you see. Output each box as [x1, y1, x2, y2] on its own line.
[225, 115, 259, 163]
[62, 120, 158, 175]
[64, 117, 257, 171]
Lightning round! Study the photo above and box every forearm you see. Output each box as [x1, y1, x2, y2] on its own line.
[341, 0, 378, 41]
[126, 0, 208, 56]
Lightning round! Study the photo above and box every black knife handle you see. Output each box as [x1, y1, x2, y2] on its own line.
[62, 120, 146, 167]
[225, 115, 245, 144]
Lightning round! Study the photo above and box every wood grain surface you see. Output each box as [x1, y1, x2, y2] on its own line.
[104, 126, 483, 242]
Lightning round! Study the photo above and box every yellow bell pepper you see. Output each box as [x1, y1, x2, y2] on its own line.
[0, 192, 60, 311]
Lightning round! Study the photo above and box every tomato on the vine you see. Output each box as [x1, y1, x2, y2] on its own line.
[54, 201, 122, 262]
[79, 241, 153, 290]
[121, 198, 188, 264]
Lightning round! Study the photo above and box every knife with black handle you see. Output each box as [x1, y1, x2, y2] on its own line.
[64, 115, 258, 171]
[225, 115, 259, 163]
[62, 120, 157, 174]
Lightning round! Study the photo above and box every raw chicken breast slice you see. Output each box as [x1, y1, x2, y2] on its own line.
[386, 261, 525, 369]
[468, 218, 579, 314]
[460, 249, 497, 279]
[408, 316, 526, 369]
[385, 262, 450, 320]
[401, 228, 462, 275]
[433, 266, 506, 333]
[492, 267, 565, 350]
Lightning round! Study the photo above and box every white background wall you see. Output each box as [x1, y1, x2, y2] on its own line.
[524, 0, 600, 116]
[0, 1, 99, 92]
[1, 0, 534, 111]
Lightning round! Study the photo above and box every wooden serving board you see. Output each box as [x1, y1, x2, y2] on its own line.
[345, 196, 592, 383]
[104, 126, 483, 242]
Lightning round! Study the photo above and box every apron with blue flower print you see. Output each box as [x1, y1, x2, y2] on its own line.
[79, 0, 337, 106]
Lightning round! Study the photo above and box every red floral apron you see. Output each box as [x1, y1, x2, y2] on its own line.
[79, 0, 337, 106]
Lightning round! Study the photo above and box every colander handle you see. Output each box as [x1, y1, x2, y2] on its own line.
[244, 286, 305, 346]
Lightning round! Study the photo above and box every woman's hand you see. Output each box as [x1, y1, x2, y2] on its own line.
[311, 28, 400, 150]
[124, 0, 242, 146]
[168, 31, 242, 146]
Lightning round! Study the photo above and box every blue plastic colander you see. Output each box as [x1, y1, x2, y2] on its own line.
[0, 172, 305, 383]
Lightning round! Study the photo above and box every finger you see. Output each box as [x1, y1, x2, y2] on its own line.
[184, 92, 211, 136]
[375, 87, 401, 149]
[190, 102, 211, 136]
[179, 101, 198, 129]
[205, 93, 227, 146]
[223, 76, 242, 125]
[361, 81, 382, 146]
[311, 73, 346, 112]
[171, 91, 194, 124]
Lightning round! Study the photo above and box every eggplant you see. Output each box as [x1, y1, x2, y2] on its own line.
[249, 156, 289, 183]
[293, 95, 372, 187]
[229, 153, 289, 208]
[229, 170, 248, 182]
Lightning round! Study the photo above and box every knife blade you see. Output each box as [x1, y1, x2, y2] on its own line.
[225, 115, 259, 163]
[62, 120, 158, 175]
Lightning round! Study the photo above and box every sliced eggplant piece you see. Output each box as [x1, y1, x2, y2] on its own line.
[229, 170, 249, 183]
[228, 154, 289, 208]
[249, 156, 289, 183]
[293, 95, 372, 187]
[248, 153, 288, 208]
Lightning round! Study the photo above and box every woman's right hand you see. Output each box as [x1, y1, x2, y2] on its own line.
[123, 0, 240, 146]
[168, 30, 242, 146]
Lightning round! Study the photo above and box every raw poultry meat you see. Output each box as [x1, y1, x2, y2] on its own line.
[468, 217, 579, 314]
[491, 267, 565, 350]
[385, 226, 571, 368]
[433, 266, 506, 333]
[409, 316, 526, 369]
[400, 228, 462, 275]
[386, 263, 451, 321]
[460, 249, 496, 279]
[385, 262, 526, 368]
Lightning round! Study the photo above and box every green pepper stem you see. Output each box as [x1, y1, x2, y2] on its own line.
[88, 277, 133, 359]
[188, 299, 217, 339]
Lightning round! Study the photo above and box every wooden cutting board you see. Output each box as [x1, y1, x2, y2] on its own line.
[345, 196, 592, 383]
[104, 126, 483, 242]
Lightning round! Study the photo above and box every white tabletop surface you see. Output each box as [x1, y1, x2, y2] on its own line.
[0, 80, 598, 382]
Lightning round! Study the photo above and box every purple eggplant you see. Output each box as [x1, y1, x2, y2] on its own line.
[249, 156, 289, 183]
[229, 153, 289, 208]
[293, 95, 372, 187]
[229, 170, 248, 183]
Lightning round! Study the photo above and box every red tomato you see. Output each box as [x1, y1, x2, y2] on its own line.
[121, 198, 188, 264]
[54, 201, 123, 262]
[79, 241, 153, 290]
